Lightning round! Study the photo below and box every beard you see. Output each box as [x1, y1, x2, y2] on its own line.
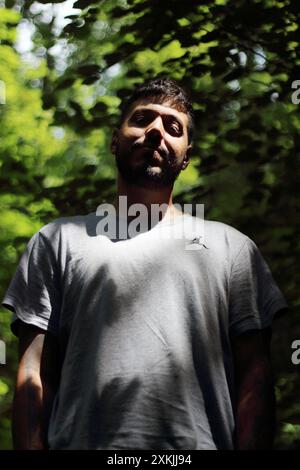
[115, 145, 183, 189]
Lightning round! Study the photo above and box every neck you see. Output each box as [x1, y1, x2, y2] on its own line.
[114, 174, 183, 221]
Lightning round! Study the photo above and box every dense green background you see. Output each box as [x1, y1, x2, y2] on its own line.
[0, 0, 299, 449]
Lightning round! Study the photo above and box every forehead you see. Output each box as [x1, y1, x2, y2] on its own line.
[126, 99, 189, 127]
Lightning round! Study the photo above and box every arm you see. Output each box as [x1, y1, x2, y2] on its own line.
[13, 322, 61, 450]
[231, 328, 276, 450]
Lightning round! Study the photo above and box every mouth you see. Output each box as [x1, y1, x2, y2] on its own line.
[135, 145, 164, 162]
[150, 149, 163, 161]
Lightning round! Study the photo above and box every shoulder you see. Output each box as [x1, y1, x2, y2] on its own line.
[203, 219, 252, 258]
[38, 213, 95, 239]
[32, 213, 97, 256]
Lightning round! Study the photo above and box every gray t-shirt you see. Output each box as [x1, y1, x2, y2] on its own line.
[2, 212, 287, 450]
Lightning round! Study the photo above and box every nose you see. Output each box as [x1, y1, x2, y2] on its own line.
[145, 117, 164, 146]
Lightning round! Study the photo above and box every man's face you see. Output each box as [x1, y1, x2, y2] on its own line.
[111, 99, 192, 189]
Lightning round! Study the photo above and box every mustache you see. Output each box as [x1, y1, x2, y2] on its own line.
[132, 141, 169, 160]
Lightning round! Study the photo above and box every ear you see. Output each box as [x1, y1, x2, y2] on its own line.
[181, 144, 192, 171]
[110, 129, 119, 155]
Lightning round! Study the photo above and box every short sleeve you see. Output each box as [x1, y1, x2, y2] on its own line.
[229, 238, 288, 337]
[2, 231, 61, 337]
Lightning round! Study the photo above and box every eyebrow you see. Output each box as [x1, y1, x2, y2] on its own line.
[130, 107, 184, 129]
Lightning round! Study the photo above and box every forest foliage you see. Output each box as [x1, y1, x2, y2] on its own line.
[0, 0, 299, 449]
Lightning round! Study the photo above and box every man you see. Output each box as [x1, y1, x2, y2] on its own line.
[2, 78, 287, 450]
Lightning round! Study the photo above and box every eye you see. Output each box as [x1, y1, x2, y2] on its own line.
[171, 122, 180, 132]
[132, 113, 148, 124]
[168, 120, 182, 136]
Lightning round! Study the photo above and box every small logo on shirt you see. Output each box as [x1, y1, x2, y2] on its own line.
[185, 236, 208, 251]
